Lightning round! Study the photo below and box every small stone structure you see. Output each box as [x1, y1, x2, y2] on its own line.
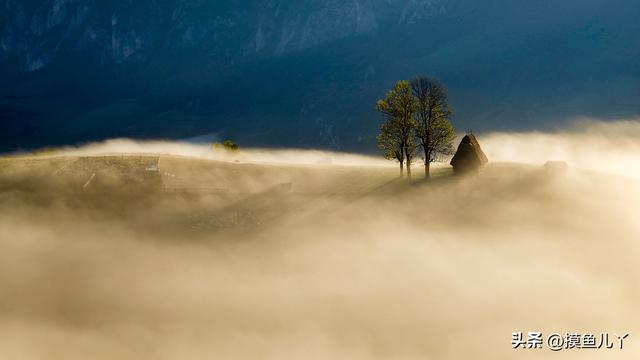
[450, 134, 488, 175]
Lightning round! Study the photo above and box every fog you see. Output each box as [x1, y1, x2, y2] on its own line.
[51, 138, 393, 167]
[482, 119, 640, 178]
[1, 120, 639, 359]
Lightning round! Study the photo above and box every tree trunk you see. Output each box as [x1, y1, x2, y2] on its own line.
[423, 145, 431, 179]
[399, 161, 404, 177]
[404, 145, 412, 179]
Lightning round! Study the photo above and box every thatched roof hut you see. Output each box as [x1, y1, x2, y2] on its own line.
[450, 134, 488, 175]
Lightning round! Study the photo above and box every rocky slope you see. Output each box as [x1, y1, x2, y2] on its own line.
[1, 0, 447, 68]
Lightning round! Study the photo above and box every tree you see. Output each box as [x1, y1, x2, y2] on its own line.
[377, 121, 405, 175]
[212, 140, 240, 152]
[411, 76, 456, 178]
[222, 140, 239, 151]
[376, 80, 417, 177]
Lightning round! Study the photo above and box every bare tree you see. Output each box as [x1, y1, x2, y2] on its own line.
[376, 80, 417, 177]
[411, 76, 456, 178]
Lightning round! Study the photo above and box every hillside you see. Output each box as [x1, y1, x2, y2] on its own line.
[2, 0, 640, 152]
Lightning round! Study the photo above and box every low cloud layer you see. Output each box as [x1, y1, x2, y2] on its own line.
[35, 118, 640, 176]
[1, 120, 639, 359]
[482, 118, 640, 178]
[50, 139, 393, 168]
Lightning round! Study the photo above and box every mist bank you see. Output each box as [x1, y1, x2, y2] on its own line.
[482, 119, 640, 178]
[38, 139, 394, 168]
[1, 119, 640, 359]
[15, 118, 640, 177]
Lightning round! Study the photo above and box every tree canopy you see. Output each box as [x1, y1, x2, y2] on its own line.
[411, 76, 456, 178]
[212, 140, 240, 152]
[376, 77, 456, 178]
[376, 80, 417, 177]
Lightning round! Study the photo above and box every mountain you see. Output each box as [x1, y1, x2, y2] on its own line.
[2, 0, 640, 152]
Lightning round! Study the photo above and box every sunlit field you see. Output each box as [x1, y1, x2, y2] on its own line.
[1, 120, 640, 359]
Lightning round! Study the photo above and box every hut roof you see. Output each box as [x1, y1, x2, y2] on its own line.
[450, 134, 488, 166]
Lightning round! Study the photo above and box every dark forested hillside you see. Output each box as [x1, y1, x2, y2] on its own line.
[1, 0, 639, 151]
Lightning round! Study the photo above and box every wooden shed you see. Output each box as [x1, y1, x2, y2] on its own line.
[450, 134, 488, 175]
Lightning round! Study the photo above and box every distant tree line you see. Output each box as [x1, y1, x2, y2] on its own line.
[376, 76, 456, 178]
